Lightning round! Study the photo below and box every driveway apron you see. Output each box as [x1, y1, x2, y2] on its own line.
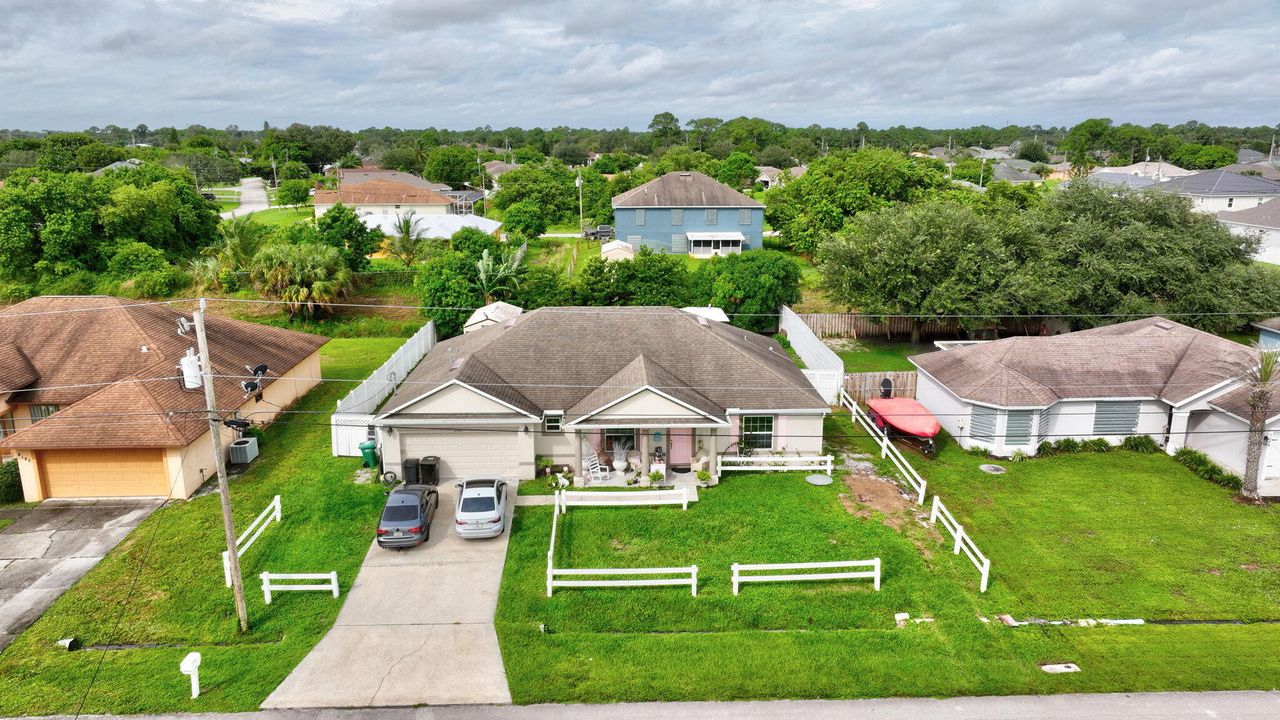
[263, 482, 514, 707]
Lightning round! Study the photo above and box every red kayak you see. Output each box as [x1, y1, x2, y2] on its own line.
[866, 398, 941, 455]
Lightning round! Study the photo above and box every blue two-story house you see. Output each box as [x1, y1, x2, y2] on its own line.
[611, 171, 765, 257]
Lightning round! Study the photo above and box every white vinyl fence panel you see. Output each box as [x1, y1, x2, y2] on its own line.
[260, 571, 340, 604]
[331, 322, 436, 456]
[841, 390, 927, 504]
[557, 488, 688, 513]
[221, 495, 281, 587]
[930, 496, 991, 592]
[732, 559, 880, 595]
[780, 305, 843, 403]
[717, 455, 833, 474]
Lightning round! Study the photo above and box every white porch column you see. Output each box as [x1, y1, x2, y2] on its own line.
[1166, 410, 1191, 454]
[708, 427, 719, 476]
[573, 431, 585, 487]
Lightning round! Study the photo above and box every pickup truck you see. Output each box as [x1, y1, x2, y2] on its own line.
[584, 225, 615, 240]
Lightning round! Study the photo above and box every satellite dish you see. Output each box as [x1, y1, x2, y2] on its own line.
[248, 364, 269, 377]
[176, 317, 193, 336]
[241, 380, 260, 394]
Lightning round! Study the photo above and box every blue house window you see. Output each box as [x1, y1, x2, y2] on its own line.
[671, 209, 683, 226]
[635, 209, 646, 226]
[738, 209, 750, 225]
[705, 209, 718, 225]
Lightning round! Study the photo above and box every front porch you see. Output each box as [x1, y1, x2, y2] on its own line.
[571, 424, 721, 488]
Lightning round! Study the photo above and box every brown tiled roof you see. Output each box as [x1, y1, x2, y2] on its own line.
[0, 296, 327, 449]
[380, 307, 825, 422]
[0, 342, 37, 394]
[315, 179, 453, 207]
[612, 172, 763, 209]
[911, 317, 1252, 408]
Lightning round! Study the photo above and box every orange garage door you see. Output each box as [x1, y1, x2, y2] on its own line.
[38, 448, 169, 498]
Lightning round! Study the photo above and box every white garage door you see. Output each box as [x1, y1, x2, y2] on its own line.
[400, 429, 523, 481]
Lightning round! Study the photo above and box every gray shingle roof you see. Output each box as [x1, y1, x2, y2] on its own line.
[1218, 163, 1280, 181]
[911, 317, 1252, 408]
[1085, 173, 1156, 189]
[612, 172, 763, 209]
[381, 307, 824, 421]
[1218, 197, 1280, 230]
[1154, 170, 1280, 197]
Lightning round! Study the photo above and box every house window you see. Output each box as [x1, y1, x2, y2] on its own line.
[1227, 198, 1234, 208]
[0, 413, 13, 438]
[635, 209, 646, 226]
[543, 413, 563, 433]
[738, 209, 750, 225]
[603, 428, 636, 453]
[670, 209, 683, 226]
[28, 405, 59, 422]
[1092, 401, 1139, 435]
[970, 406, 997, 442]
[1006, 410, 1033, 446]
[671, 234, 688, 253]
[740, 415, 774, 450]
[705, 208, 718, 225]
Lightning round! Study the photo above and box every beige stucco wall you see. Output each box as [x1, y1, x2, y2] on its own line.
[594, 390, 702, 419]
[397, 383, 517, 415]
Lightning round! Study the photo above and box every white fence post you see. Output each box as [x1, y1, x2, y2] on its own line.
[681, 486, 688, 511]
[732, 562, 740, 596]
[980, 557, 991, 593]
[261, 571, 272, 605]
[930, 494, 941, 524]
[873, 557, 881, 591]
[691, 565, 698, 597]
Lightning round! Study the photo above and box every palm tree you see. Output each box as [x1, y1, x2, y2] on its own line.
[208, 216, 268, 273]
[385, 211, 428, 268]
[1233, 343, 1280, 501]
[249, 243, 352, 319]
[474, 243, 527, 304]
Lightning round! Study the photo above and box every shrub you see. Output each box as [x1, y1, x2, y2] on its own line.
[1010, 450, 1030, 462]
[1173, 447, 1242, 490]
[535, 455, 555, 475]
[965, 446, 990, 458]
[0, 282, 35, 303]
[1080, 438, 1112, 453]
[129, 266, 188, 298]
[1052, 438, 1081, 454]
[242, 425, 266, 449]
[38, 270, 97, 295]
[108, 241, 169, 277]
[0, 460, 21, 502]
[1121, 435, 1160, 453]
[1035, 441, 1055, 457]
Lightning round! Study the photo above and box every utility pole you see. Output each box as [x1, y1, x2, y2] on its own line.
[576, 170, 584, 237]
[194, 298, 249, 633]
[270, 154, 278, 188]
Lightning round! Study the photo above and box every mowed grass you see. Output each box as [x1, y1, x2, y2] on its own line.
[240, 206, 314, 227]
[0, 337, 403, 716]
[834, 338, 933, 372]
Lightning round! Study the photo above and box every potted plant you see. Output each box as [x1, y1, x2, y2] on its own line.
[610, 439, 631, 474]
[648, 470, 665, 487]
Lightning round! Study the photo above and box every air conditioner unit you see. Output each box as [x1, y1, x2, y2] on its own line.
[229, 436, 259, 464]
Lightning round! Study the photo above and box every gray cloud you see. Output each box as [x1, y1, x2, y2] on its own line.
[3, 0, 1278, 130]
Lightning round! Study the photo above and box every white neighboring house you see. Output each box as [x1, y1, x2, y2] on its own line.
[755, 166, 784, 189]
[313, 179, 454, 218]
[371, 306, 829, 483]
[463, 301, 523, 334]
[680, 306, 730, 323]
[1218, 197, 1280, 264]
[600, 239, 635, 262]
[1089, 160, 1192, 180]
[1153, 169, 1280, 213]
[910, 317, 1279, 497]
[363, 213, 501, 240]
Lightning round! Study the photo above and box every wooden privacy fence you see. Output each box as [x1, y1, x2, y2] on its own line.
[841, 390, 927, 504]
[731, 559, 881, 595]
[844, 371, 918, 403]
[717, 454, 833, 475]
[556, 488, 688, 513]
[930, 496, 991, 593]
[222, 495, 281, 587]
[260, 571, 340, 604]
[799, 313, 960, 340]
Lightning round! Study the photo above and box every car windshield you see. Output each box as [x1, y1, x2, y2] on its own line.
[461, 496, 496, 513]
[381, 504, 418, 523]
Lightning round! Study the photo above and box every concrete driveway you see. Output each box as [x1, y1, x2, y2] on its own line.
[0, 498, 162, 651]
[219, 177, 270, 219]
[264, 482, 514, 708]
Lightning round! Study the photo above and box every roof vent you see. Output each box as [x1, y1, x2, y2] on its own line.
[679, 172, 691, 177]
[696, 316, 708, 326]
[140, 345, 150, 353]
[449, 356, 466, 370]
[1153, 321, 1174, 330]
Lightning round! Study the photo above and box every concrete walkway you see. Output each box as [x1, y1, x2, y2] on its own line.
[0, 498, 162, 651]
[17, 690, 1280, 719]
[219, 177, 270, 219]
[263, 483, 513, 708]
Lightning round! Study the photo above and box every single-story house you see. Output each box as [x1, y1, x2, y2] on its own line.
[1153, 169, 1280, 213]
[482, 160, 519, 193]
[314, 180, 454, 218]
[1216, 163, 1280, 181]
[1254, 317, 1280, 350]
[910, 317, 1278, 496]
[1239, 148, 1267, 164]
[0, 296, 327, 501]
[755, 166, 785, 189]
[600, 239, 635, 262]
[992, 163, 1040, 184]
[337, 167, 451, 193]
[1082, 173, 1156, 190]
[1219, 197, 1280, 263]
[463, 301, 522, 334]
[1090, 161, 1191, 180]
[611, 171, 765, 257]
[373, 306, 828, 483]
[363, 212, 502, 240]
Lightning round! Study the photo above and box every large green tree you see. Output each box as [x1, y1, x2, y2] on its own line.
[424, 145, 479, 186]
[315, 203, 382, 271]
[574, 248, 692, 307]
[717, 151, 758, 188]
[690, 250, 803, 332]
[250, 243, 353, 318]
[415, 250, 483, 337]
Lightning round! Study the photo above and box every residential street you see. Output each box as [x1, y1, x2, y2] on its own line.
[262, 482, 513, 708]
[0, 499, 162, 651]
[219, 177, 270, 219]
[18, 691, 1280, 719]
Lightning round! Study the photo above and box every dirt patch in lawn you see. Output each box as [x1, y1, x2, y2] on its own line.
[839, 471, 941, 557]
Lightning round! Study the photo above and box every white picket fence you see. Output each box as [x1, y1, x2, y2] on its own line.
[780, 305, 843, 402]
[555, 488, 688, 513]
[930, 496, 991, 593]
[222, 495, 281, 587]
[731, 559, 881, 595]
[331, 322, 436, 456]
[260, 571, 340, 604]
[716, 454, 833, 475]
[840, 389, 927, 504]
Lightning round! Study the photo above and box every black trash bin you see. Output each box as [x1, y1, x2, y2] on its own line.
[419, 456, 440, 486]
[402, 457, 420, 486]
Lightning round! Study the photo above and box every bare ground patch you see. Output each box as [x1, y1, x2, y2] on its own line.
[839, 470, 942, 557]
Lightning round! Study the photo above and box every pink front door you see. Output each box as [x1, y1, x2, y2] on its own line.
[669, 429, 693, 465]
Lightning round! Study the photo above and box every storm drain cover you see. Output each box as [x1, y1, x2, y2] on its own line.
[1040, 663, 1081, 674]
[979, 464, 1007, 475]
[805, 474, 834, 486]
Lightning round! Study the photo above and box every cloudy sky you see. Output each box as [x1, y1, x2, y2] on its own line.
[4, 0, 1278, 131]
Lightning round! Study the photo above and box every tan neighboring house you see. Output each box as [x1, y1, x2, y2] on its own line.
[313, 179, 454, 219]
[336, 167, 451, 192]
[372, 307, 829, 483]
[0, 296, 327, 501]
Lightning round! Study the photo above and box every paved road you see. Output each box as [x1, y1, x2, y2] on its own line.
[0, 498, 162, 651]
[18, 691, 1280, 719]
[219, 177, 270, 219]
[263, 482, 513, 708]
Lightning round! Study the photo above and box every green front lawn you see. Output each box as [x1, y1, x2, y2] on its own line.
[240, 207, 314, 227]
[218, 200, 240, 213]
[0, 337, 403, 716]
[834, 338, 932, 372]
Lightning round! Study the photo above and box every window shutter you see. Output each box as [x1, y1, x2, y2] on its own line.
[671, 209, 683, 226]
[1092, 401, 1140, 435]
[635, 208, 646, 226]
[672, 234, 688, 253]
[970, 405, 996, 442]
[1006, 410, 1033, 446]
[1037, 408, 1051, 443]
[738, 208, 750, 225]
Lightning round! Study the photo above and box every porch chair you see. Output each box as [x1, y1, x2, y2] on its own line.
[583, 452, 611, 485]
